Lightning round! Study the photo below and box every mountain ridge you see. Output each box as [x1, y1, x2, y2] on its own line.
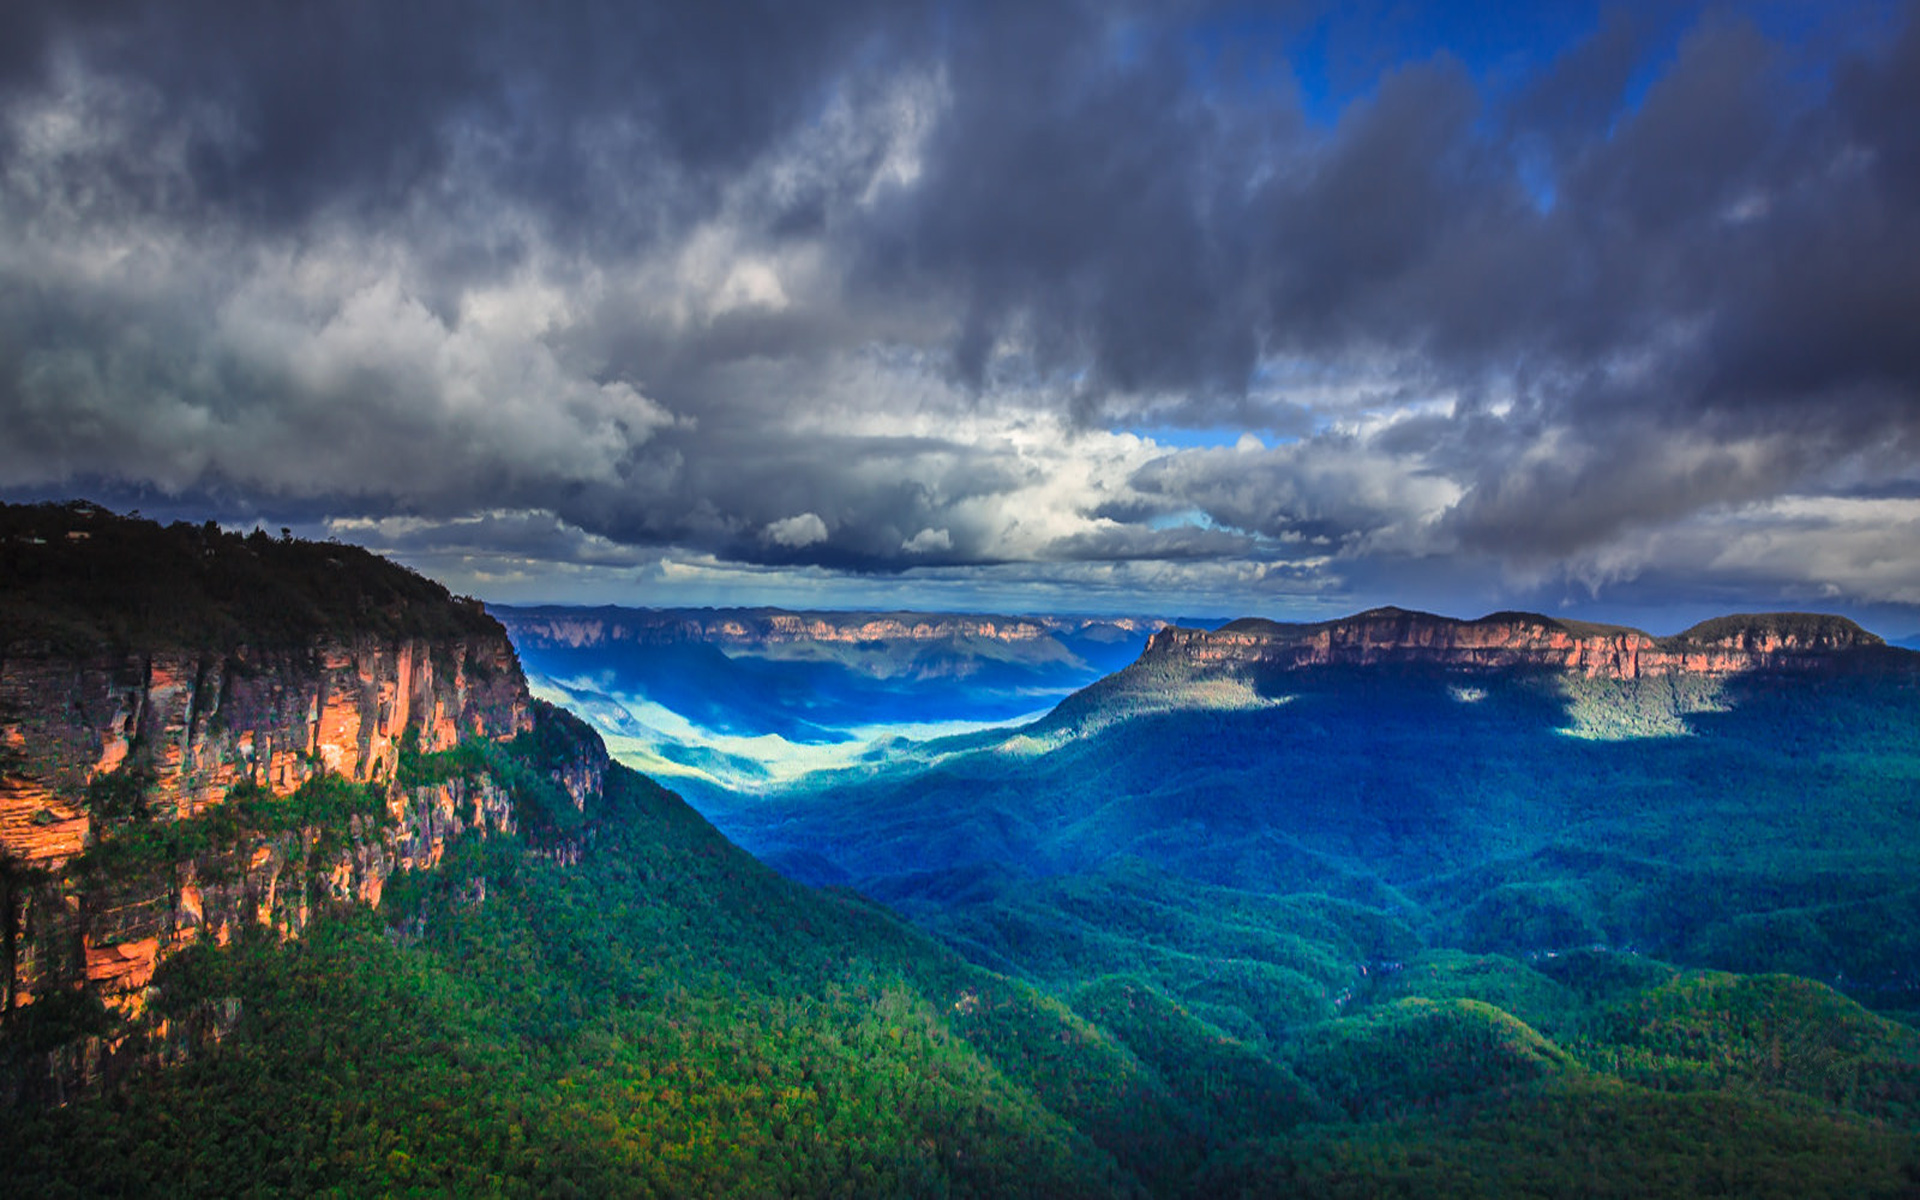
[496, 603, 1161, 650]
[1144, 606, 1893, 682]
[728, 598, 1920, 1019]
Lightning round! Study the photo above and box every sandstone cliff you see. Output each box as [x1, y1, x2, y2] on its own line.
[1143, 607, 1892, 680]
[0, 503, 606, 1096]
[496, 604, 1158, 651]
[0, 633, 529, 870]
[1030, 606, 1908, 740]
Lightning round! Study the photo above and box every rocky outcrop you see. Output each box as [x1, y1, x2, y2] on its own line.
[0, 620, 535, 1017]
[0, 635, 528, 870]
[6, 770, 517, 1021]
[1143, 608, 1893, 681]
[531, 699, 610, 815]
[0, 503, 613, 1099]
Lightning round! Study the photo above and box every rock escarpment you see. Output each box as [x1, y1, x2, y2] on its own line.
[1034, 606, 1907, 739]
[497, 604, 1158, 651]
[1144, 607, 1892, 680]
[0, 634, 528, 869]
[0, 503, 604, 1096]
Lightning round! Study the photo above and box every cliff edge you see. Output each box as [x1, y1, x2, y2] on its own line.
[1033, 606, 1907, 738]
[0, 502, 606, 1099]
[1145, 606, 1891, 679]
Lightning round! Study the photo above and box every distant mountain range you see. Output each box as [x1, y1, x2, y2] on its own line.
[491, 603, 1160, 793]
[1160, 606, 1887, 673]
[1040, 606, 1900, 736]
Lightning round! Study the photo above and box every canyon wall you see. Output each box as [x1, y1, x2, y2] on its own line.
[0, 504, 608, 1099]
[496, 605, 1159, 651]
[1143, 607, 1891, 680]
[0, 634, 529, 870]
[0, 627, 541, 1013]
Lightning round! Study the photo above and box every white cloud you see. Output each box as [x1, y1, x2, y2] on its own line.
[765, 511, 830, 548]
[902, 526, 951, 553]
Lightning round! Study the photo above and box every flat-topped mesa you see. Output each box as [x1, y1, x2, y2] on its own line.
[1668, 612, 1885, 655]
[1146, 607, 1890, 680]
[496, 605, 1159, 651]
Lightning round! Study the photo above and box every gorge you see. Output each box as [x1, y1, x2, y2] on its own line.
[4, 501, 1919, 1197]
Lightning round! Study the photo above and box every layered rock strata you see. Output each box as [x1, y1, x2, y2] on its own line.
[0, 627, 547, 1016]
[1144, 608, 1890, 680]
[0, 635, 528, 870]
[0, 504, 605, 1071]
[498, 605, 1158, 651]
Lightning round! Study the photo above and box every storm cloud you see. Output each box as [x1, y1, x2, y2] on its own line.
[2, 0, 1918, 627]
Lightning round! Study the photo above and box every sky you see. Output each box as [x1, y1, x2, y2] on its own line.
[2, 1, 1918, 633]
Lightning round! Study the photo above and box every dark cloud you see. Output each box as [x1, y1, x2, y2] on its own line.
[858, 0, 1270, 399]
[0, 0, 927, 232]
[1509, 7, 1648, 144]
[1042, 522, 1257, 563]
[1, 0, 1917, 619]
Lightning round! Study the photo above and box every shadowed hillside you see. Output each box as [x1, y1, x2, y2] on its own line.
[730, 609, 1920, 1033]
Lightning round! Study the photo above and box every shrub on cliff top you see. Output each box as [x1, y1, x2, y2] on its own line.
[0, 500, 501, 651]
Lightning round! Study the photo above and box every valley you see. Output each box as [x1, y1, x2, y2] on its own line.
[499, 595, 1920, 1192]
[492, 603, 1159, 799]
[723, 609, 1920, 1033]
[3, 505, 1919, 1197]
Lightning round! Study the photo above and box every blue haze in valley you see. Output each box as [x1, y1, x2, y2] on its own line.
[492, 604, 1170, 795]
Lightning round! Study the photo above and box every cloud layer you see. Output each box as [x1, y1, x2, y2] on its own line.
[3, 1, 1918, 627]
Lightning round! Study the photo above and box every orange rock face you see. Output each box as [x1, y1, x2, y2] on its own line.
[0, 776, 89, 865]
[0, 505, 605, 1097]
[1145, 608, 1889, 680]
[83, 935, 162, 996]
[0, 623, 540, 1068]
[501, 608, 1160, 652]
[0, 633, 529, 868]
